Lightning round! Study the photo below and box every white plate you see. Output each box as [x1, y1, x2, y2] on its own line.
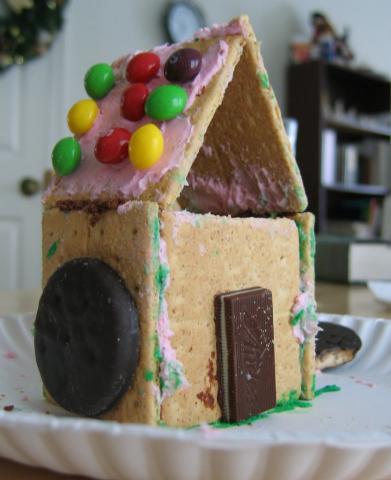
[1, 313, 391, 480]
[368, 281, 391, 305]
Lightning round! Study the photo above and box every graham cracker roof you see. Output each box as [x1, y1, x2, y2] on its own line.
[45, 15, 307, 216]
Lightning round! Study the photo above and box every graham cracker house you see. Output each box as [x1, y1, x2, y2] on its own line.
[34, 15, 317, 428]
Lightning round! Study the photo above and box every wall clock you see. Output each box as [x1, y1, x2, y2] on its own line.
[163, 1, 206, 43]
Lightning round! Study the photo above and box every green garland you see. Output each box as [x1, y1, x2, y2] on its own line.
[0, 0, 68, 73]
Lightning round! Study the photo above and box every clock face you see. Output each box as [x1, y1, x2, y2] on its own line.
[164, 2, 206, 43]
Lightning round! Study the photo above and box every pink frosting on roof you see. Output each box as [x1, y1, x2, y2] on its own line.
[44, 40, 230, 203]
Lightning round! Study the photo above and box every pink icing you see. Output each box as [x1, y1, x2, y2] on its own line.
[4, 351, 17, 359]
[44, 41, 229, 203]
[201, 144, 213, 157]
[291, 273, 318, 344]
[183, 163, 294, 215]
[194, 17, 248, 40]
[157, 234, 188, 401]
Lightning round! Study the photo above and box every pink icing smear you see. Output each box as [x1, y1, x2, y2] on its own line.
[183, 163, 294, 215]
[291, 274, 318, 344]
[194, 17, 248, 39]
[157, 234, 188, 402]
[44, 40, 229, 203]
[4, 351, 17, 359]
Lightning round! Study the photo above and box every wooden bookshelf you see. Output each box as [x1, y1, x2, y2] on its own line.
[287, 60, 391, 236]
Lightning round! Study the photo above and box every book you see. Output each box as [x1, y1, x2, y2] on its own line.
[321, 129, 337, 185]
[316, 235, 391, 283]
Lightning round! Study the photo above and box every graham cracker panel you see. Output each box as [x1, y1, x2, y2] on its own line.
[160, 211, 301, 427]
[179, 17, 307, 215]
[42, 202, 160, 425]
[44, 36, 244, 210]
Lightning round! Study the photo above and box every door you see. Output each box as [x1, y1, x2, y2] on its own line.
[0, 35, 65, 291]
[0, 1, 166, 291]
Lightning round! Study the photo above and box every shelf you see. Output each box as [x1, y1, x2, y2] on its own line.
[324, 116, 391, 139]
[287, 59, 391, 236]
[324, 183, 390, 196]
[323, 60, 390, 84]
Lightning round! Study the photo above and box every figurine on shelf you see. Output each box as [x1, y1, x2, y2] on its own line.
[311, 12, 354, 63]
[290, 11, 355, 64]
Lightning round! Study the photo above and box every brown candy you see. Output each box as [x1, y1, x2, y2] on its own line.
[164, 48, 202, 83]
[214, 287, 276, 423]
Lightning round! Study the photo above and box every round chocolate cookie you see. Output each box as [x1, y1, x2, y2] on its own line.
[316, 321, 362, 370]
[34, 258, 139, 416]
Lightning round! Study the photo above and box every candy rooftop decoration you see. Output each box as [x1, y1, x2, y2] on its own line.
[51, 47, 203, 176]
[46, 15, 307, 219]
[0, 0, 69, 73]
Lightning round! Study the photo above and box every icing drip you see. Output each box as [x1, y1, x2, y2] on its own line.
[290, 220, 318, 344]
[291, 283, 318, 344]
[156, 224, 188, 402]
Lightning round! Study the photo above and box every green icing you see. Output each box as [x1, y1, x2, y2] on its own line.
[210, 390, 311, 429]
[149, 216, 160, 254]
[310, 226, 316, 259]
[290, 308, 304, 326]
[257, 71, 270, 89]
[153, 333, 163, 363]
[174, 172, 187, 186]
[47, 240, 59, 259]
[294, 185, 306, 204]
[156, 264, 169, 294]
[144, 369, 154, 382]
[299, 343, 305, 362]
[295, 220, 307, 262]
[168, 366, 183, 389]
[302, 372, 317, 397]
[315, 384, 341, 397]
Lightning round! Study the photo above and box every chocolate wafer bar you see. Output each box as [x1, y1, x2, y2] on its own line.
[214, 287, 276, 422]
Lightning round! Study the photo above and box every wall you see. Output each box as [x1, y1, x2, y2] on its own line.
[64, 0, 391, 118]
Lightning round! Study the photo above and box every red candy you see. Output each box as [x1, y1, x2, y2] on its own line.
[95, 128, 131, 164]
[121, 83, 149, 122]
[126, 52, 160, 83]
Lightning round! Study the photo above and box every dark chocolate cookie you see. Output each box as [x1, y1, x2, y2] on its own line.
[316, 321, 362, 370]
[35, 258, 139, 416]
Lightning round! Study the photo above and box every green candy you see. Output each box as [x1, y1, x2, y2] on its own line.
[84, 63, 115, 99]
[145, 85, 188, 121]
[52, 137, 81, 176]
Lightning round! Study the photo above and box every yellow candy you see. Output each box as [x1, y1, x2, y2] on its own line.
[67, 99, 99, 135]
[129, 123, 164, 169]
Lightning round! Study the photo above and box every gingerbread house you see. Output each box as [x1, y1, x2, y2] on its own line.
[34, 16, 317, 427]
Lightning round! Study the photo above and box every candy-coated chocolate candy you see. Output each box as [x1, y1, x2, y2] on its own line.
[84, 63, 115, 99]
[129, 123, 164, 169]
[52, 137, 81, 176]
[145, 85, 188, 121]
[95, 128, 131, 164]
[164, 48, 202, 82]
[67, 99, 99, 135]
[121, 83, 149, 122]
[126, 52, 160, 83]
